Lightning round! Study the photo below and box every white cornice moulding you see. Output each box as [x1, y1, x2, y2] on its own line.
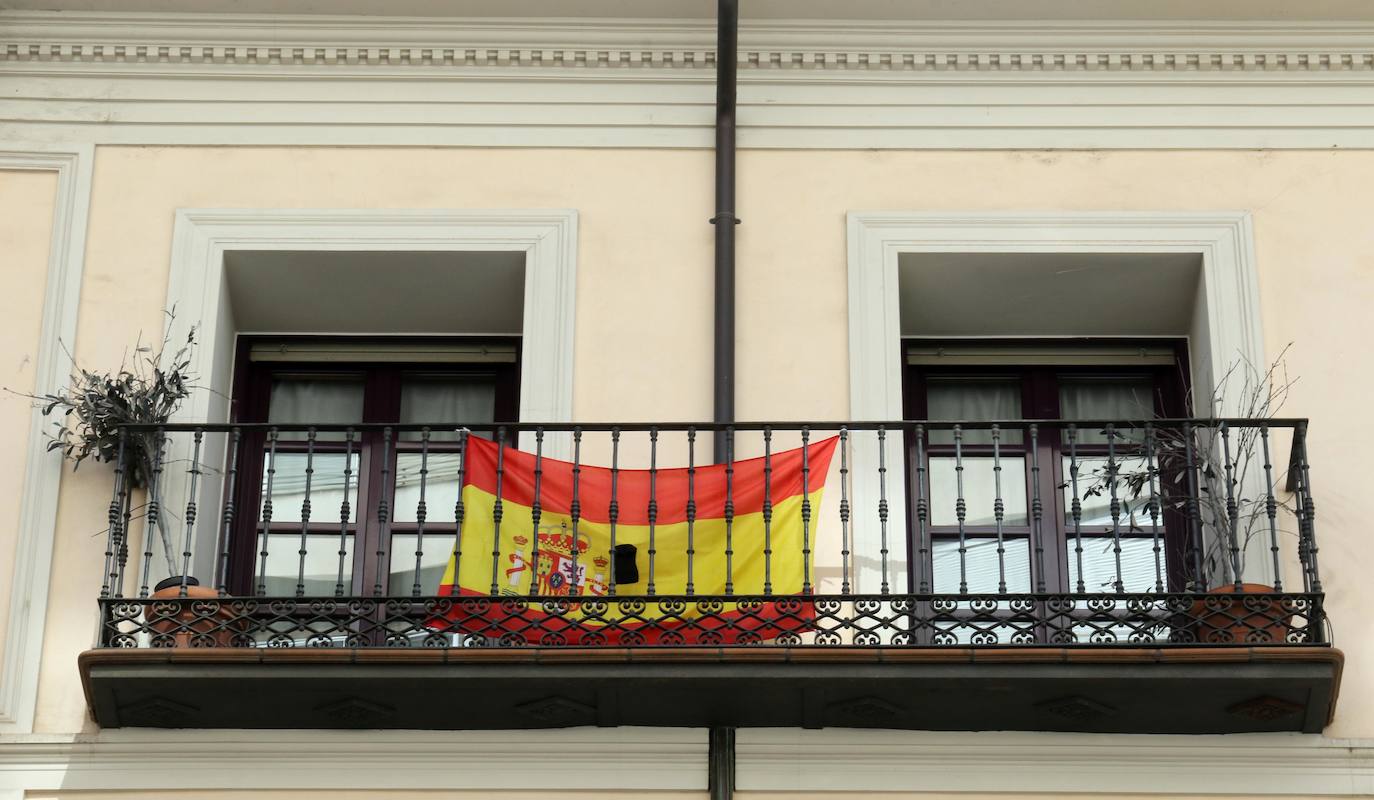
[0, 143, 94, 735]
[736, 729, 1374, 795]
[166, 207, 578, 436]
[0, 728, 706, 792]
[4, 11, 1374, 148]
[4, 11, 1374, 72]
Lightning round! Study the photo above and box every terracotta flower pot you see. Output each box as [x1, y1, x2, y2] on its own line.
[146, 576, 245, 648]
[1188, 583, 1292, 644]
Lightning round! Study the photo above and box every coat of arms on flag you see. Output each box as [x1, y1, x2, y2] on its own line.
[432, 433, 838, 644]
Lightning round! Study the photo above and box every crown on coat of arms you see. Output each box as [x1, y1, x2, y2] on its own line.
[537, 521, 589, 557]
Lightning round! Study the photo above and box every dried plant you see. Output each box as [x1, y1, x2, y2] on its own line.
[1078, 344, 1299, 589]
[7, 315, 198, 574]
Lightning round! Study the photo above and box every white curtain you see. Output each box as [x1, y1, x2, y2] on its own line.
[399, 377, 496, 441]
[926, 378, 1021, 445]
[1058, 377, 1154, 444]
[268, 377, 365, 440]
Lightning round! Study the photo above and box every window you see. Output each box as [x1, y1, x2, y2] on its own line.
[903, 341, 1190, 597]
[225, 338, 519, 597]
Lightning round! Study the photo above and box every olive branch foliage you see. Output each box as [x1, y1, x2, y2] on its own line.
[6, 316, 198, 575]
[1074, 345, 1300, 589]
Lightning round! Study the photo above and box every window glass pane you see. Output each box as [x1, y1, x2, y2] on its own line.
[928, 456, 1028, 526]
[389, 533, 454, 595]
[257, 532, 353, 596]
[932, 537, 1031, 593]
[1066, 538, 1163, 594]
[269, 376, 365, 441]
[926, 377, 1022, 445]
[263, 452, 360, 523]
[1059, 376, 1155, 445]
[400, 376, 497, 441]
[1061, 454, 1156, 530]
[392, 452, 463, 523]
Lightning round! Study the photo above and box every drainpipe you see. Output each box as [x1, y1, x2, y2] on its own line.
[710, 4, 740, 798]
[712, 0, 739, 465]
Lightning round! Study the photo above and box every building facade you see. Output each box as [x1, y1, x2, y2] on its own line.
[1, 1, 1373, 797]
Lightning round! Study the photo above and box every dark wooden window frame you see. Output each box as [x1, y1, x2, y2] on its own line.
[224, 335, 520, 597]
[902, 338, 1192, 596]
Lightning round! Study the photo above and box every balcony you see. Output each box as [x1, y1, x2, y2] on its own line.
[80, 420, 1340, 733]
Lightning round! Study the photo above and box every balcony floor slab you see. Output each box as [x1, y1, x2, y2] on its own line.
[79, 646, 1342, 734]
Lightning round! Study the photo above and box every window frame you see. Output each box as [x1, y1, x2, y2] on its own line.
[224, 335, 520, 597]
[902, 338, 1192, 597]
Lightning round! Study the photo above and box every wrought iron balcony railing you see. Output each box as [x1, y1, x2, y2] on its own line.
[93, 419, 1326, 651]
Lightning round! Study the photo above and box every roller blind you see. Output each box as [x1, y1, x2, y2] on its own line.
[906, 343, 1178, 367]
[249, 341, 517, 364]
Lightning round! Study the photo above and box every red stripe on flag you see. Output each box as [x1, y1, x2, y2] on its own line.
[460, 435, 837, 526]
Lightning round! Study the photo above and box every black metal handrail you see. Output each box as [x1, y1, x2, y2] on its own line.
[120, 418, 1312, 432]
[95, 417, 1325, 650]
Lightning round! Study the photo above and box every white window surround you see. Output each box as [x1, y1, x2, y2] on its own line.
[845, 210, 1265, 594]
[160, 208, 579, 579]
[0, 143, 94, 736]
[166, 208, 577, 434]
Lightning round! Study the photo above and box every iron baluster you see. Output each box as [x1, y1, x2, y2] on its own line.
[992, 424, 1007, 594]
[254, 427, 277, 597]
[1220, 422, 1243, 588]
[686, 427, 697, 596]
[1183, 422, 1206, 592]
[529, 428, 544, 597]
[914, 424, 929, 594]
[800, 427, 812, 594]
[448, 430, 469, 599]
[373, 426, 393, 597]
[1029, 424, 1046, 593]
[570, 427, 583, 597]
[138, 429, 167, 598]
[877, 425, 890, 596]
[1294, 475, 1312, 595]
[838, 426, 851, 595]
[763, 426, 774, 596]
[294, 428, 316, 598]
[647, 427, 659, 595]
[411, 427, 431, 597]
[1106, 423, 1124, 594]
[489, 426, 506, 596]
[1260, 425, 1284, 592]
[216, 427, 242, 596]
[1067, 424, 1085, 594]
[1296, 423, 1322, 594]
[117, 479, 133, 599]
[1145, 424, 1164, 594]
[101, 430, 128, 599]
[952, 424, 968, 595]
[334, 429, 354, 597]
[608, 427, 620, 596]
[724, 426, 735, 596]
[179, 428, 204, 597]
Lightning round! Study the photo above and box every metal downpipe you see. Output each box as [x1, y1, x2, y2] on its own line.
[712, 0, 739, 465]
[710, 3, 740, 798]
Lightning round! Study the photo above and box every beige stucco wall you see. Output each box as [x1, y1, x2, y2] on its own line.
[17, 147, 1374, 739]
[733, 795, 1360, 800]
[20, 792, 1363, 800]
[28, 793, 707, 800]
[0, 169, 57, 670]
[734, 796, 1359, 800]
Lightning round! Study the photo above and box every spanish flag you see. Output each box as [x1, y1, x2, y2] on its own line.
[433, 434, 838, 645]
